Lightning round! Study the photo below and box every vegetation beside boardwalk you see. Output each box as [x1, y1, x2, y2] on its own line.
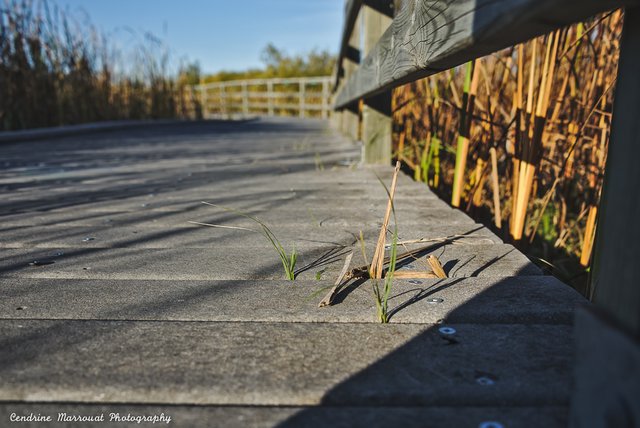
[0, 0, 206, 131]
[0, 0, 336, 131]
[201, 43, 336, 83]
[391, 11, 622, 293]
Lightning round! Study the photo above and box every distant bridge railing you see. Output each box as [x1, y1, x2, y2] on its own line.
[331, 0, 640, 420]
[194, 76, 332, 119]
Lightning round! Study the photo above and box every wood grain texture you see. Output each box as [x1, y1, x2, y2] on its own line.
[570, 306, 640, 426]
[362, 5, 394, 163]
[334, 0, 364, 90]
[590, 6, 640, 339]
[335, 0, 396, 90]
[335, 0, 638, 109]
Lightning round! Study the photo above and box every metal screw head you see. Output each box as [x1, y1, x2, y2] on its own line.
[427, 297, 444, 304]
[29, 259, 55, 266]
[479, 422, 503, 428]
[408, 279, 423, 285]
[476, 376, 495, 386]
[438, 326, 456, 335]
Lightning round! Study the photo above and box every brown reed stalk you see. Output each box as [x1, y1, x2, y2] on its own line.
[512, 31, 560, 241]
[390, 11, 621, 285]
[370, 161, 401, 280]
[451, 59, 480, 207]
[489, 147, 502, 228]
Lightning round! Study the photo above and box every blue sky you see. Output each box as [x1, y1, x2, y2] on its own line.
[58, 0, 344, 74]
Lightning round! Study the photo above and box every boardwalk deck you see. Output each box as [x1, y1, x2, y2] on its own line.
[0, 119, 585, 427]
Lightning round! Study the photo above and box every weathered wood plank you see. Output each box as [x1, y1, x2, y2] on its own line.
[590, 6, 640, 339]
[0, 404, 571, 428]
[335, 0, 638, 109]
[569, 306, 640, 427]
[341, 11, 362, 139]
[0, 118, 582, 419]
[0, 320, 575, 406]
[198, 76, 330, 90]
[334, 0, 364, 90]
[362, 5, 394, 163]
[334, 1, 396, 90]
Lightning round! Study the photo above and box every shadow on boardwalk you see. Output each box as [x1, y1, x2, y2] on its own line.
[0, 118, 583, 427]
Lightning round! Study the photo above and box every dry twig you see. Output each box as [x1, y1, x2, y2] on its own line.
[427, 255, 448, 278]
[318, 251, 354, 307]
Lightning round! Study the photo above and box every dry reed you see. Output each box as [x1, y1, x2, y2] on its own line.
[391, 11, 623, 293]
[0, 0, 200, 131]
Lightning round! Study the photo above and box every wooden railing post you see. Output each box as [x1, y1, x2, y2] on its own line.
[588, 6, 640, 333]
[220, 84, 227, 118]
[570, 6, 640, 426]
[242, 82, 249, 117]
[299, 81, 305, 118]
[267, 81, 274, 116]
[199, 85, 207, 119]
[322, 78, 329, 120]
[340, 11, 361, 140]
[589, 6, 640, 341]
[361, 2, 393, 164]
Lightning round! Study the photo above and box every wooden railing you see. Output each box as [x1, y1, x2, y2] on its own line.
[194, 76, 332, 119]
[332, 0, 640, 420]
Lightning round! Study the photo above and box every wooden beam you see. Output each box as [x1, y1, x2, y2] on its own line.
[267, 81, 274, 116]
[299, 81, 306, 118]
[362, 4, 394, 164]
[334, 0, 364, 90]
[335, 0, 396, 91]
[322, 79, 330, 119]
[335, 0, 639, 109]
[341, 11, 362, 139]
[365, 0, 395, 17]
[589, 6, 640, 340]
[363, 92, 392, 164]
[570, 306, 640, 426]
[242, 82, 249, 117]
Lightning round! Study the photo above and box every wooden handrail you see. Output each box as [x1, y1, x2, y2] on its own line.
[193, 76, 332, 119]
[334, 0, 639, 110]
[334, 0, 364, 91]
[197, 76, 331, 90]
[334, 0, 396, 91]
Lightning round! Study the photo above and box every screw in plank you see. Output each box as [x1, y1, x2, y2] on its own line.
[438, 326, 456, 335]
[29, 259, 55, 266]
[475, 376, 496, 386]
[479, 422, 503, 428]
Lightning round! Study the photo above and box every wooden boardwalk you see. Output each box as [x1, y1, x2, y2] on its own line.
[0, 119, 585, 427]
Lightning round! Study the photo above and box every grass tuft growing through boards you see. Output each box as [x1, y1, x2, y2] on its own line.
[369, 161, 401, 323]
[190, 202, 297, 280]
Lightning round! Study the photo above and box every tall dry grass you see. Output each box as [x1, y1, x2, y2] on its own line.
[391, 10, 623, 293]
[0, 0, 200, 131]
